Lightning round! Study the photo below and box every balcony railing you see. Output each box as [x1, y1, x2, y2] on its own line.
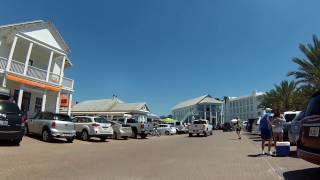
[62, 77, 74, 90]
[27, 65, 47, 81]
[0, 56, 73, 90]
[0, 57, 7, 70]
[10, 60, 24, 74]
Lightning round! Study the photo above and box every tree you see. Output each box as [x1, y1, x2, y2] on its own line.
[288, 35, 320, 89]
[261, 80, 298, 112]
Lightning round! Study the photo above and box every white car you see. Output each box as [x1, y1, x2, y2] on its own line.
[188, 119, 213, 137]
[157, 124, 176, 135]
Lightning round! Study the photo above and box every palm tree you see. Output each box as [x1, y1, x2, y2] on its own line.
[261, 80, 298, 112]
[288, 35, 320, 89]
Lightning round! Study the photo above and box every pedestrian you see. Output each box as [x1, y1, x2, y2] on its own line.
[271, 110, 286, 154]
[235, 117, 242, 139]
[259, 112, 273, 155]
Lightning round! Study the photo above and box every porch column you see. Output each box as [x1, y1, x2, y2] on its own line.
[23, 42, 33, 75]
[204, 105, 206, 120]
[41, 90, 47, 112]
[17, 85, 24, 109]
[6, 36, 18, 71]
[55, 92, 61, 113]
[59, 56, 66, 85]
[67, 93, 72, 116]
[46, 51, 54, 82]
[209, 105, 212, 124]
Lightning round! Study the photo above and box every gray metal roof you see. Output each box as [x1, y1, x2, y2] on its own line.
[72, 97, 149, 113]
[172, 95, 222, 110]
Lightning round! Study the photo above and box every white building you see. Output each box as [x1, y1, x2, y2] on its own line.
[224, 91, 264, 122]
[172, 95, 223, 125]
[0, 20, 74, 116]
[71, 96, 152, 122]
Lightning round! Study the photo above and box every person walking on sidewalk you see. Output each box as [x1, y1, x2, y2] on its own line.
[259, 112, 273, 155]
[235, 117, 242, 139]
[271, 110, 286, 153]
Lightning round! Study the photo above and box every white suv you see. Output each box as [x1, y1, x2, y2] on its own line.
[73, 116, 113, 141]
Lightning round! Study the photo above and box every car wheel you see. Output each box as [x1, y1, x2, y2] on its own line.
[123, 136, 128, 140]
[132, 130, 138, 139]
[196, 133, 200, 136]
[66, 137, 74, 143]
[11, 139, 21, 146]
[165, 131, 170, 135]
[100, 137, 106, 141]
[210, 131, 213, 135]
[140, 133, 148, 139]
[81, 130, 89, 141]
[189, 133, 193, 137]
[113, 132, 118, 140]
[204, 132, 208, 137]
[42, 130, 52, 142]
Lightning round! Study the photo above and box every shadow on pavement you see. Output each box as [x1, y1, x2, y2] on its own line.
[247, 154, 264, 157]
[283, 167, 320, 180]
[0, 140, 20, 147]
[26, 134, 70, 144]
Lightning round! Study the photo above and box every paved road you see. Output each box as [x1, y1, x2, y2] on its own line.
[0, 131, 319, 180]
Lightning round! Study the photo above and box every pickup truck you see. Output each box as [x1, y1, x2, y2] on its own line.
[188, 119, 213, 137]
[116, 117, 153, 139]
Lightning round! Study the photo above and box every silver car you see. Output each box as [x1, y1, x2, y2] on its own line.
[110, 120, 132, 140]
[73, 116, 113, 141]
[26, 112, 76, 143]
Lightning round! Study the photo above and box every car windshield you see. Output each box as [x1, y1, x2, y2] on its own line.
[194, 120, 206, 124]
[53, 114, 72, 122]
[0, 101, 20, 113]
[284, 114, 297, 122]
[94, 117, 108, 123]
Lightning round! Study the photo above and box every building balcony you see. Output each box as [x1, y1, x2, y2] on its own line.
[0, 56, 74, 91]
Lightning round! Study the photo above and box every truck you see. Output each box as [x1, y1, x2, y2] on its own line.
[188, 119, 213, 137]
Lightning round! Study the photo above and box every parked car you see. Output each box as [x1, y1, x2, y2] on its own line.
[110, 119, 132, 140]
[26, 112, 75, 143]
[73, 116, 113, 141]
[174, 121, 188, 134]
[283, 111, 301, 141]
[222, 122, 233, 132]
[117, 117, 153, 139]
[288, 111, 305, 145]
[0, 87, 25, 145]
[188, 119, 213, 137]
[297, 92, 320, 165]
[157, 124, 177, 135]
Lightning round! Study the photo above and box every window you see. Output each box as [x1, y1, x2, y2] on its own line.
[0, 101, 20, 113]
[305, 94, 320, 116]
[94, 117, 107, 123]
[127, 118, 137, 123]
[53, 114, 72, 122]
[34, 97, 42, 113]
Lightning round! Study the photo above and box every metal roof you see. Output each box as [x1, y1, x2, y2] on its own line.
[172, 95, 222, 110]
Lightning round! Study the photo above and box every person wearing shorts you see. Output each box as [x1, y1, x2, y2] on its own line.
[235, 117, 242, 139]
[259, 113, 273, 155]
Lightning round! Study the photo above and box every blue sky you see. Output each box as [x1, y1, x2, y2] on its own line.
[0, 0, 319, 115]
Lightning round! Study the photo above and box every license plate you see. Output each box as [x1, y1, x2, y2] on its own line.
[0, 120, 8, 126]
[309, 127, 319, 137]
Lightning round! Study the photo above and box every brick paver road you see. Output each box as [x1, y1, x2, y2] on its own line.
[0, 131, 319, 180]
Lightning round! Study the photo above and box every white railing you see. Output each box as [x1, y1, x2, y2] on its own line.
[49, 72, 60, 84]
[10, 60, 24, 74]
[26, 65, 47, 81]
[0, 57, 7, 70]
[62, 77, 74, 89]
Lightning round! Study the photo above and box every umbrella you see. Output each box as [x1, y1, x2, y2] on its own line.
[160, 118, 176, 124]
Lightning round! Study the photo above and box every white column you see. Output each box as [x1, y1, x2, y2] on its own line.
[59, 56, 66, 85]
[17, 85, 24, 109]
[23, 42, 33, 75]
[67, 93, 72, 116]
[41, 90, 47, 112]
[204, 105, 206, 120]
[55, 92, 61, 113]
[209, 105, 212, 124]
[6, 36, 18, 71]
[46, 51, 54, 82]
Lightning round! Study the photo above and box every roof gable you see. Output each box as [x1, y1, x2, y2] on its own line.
[0, 20, 70, 53]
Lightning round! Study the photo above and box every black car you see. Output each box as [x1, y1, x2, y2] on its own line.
[0, 88, 25, 145]
[222, 122, 233, 132]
